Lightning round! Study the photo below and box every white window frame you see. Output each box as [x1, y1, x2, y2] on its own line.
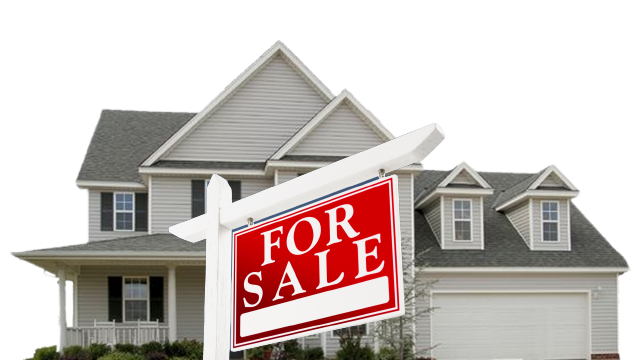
[452, 198, 473, 242]
[541, 200, 560, 242]
[122, 276, 150, 322]
[331, 323, 369, 338]
[114, 192, 135, 231]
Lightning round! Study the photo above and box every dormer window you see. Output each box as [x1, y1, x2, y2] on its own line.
[542, 201, 559, 241]
[453, 199, 472, 241]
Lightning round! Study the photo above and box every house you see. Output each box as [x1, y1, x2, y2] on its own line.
[13, 41, 627, 360]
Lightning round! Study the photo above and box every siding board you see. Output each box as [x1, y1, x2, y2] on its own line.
[424, 199, 441, 245]
[165, 55, 327, 162]
[289, 103, 385, 157]
[505, 200, 531, 246]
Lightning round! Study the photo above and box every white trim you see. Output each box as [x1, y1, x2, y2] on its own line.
[167, 265, 177, 341]
[138, 166, 266, 177]
[142, 41, 334, 167]
[429, 289, 592, 358]
[567, 199, 572, 250]
[440, 197, 445, 250]
[438, 162, 492, 189]
[529, 165, 578, 191]
[479, 197, 484, 250]
[266, 160, 423, 175]
[76, 180, 146, 190]
[419, 267, 629, 273]
[122, 276, 150, 322]
[452, 198, 473, 242]
[73, 275, 78, 327]
[495, 189, 579, 211]
[148, 176, 153, 235]
[14, 252, 207, 259]
[113, 192, 135, 232]
[416, 188, 493, 208]
[274, 169, 279, 186]
[271, 90, 395, 159]
[529, 198, 534, 249]
[541, 200, 560, 242]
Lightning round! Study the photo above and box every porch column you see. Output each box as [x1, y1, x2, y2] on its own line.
[168, 265, 177, 342]
[58, 268, 67, 350]
[321, 332, 327, 357]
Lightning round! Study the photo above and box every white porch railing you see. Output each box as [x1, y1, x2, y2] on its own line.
[66, 326, 169, 347]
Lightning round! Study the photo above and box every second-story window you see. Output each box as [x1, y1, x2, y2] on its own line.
[114, 192, 134, 231]
[453, 199, 472, 241]
[542, 201, 559, 241]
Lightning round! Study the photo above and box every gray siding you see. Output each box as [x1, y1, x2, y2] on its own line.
[89, 190, 148, 242]
[164, 55, 327, 162]
[275, 170, 298, 185]
[449, 170, 475, 185]
[176, 267, 205, 341]
[531, 199, 571, 251]
[505, 200, 531, 247]
[441, 196, 483, 250]
[416, 272, 619, 356]
[424, 198, 441, 246]
[289, 103, 385, 157]
[77, 266, 168, 327]
[150, 176, 273, 234]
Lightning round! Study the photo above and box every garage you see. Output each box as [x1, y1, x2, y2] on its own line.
[431, 292, 589, 360]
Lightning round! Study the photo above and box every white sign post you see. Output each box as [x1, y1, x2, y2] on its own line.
[170, 123, 444, 359]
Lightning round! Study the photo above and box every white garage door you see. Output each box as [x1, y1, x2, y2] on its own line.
[432, 293, 588, 360]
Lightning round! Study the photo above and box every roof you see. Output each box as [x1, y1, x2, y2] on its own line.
[77, 110, 195, 184]
[13, 234, 206, 256]
[415, 170, 628, 268]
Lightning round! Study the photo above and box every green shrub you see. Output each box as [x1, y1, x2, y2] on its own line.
[163, 340, 202, 360]
[34, 346, 60, 360]
[88, 344, 111, 360]
[113, 344, 138, 355]
[140, 342, 164, 356]
[97, 352, 144, 360]
[144, 352, 167, 360]
[60, 346, 91, 360]
[301, 347, 324, 360]
[376, 347, 398, 360]
[336, 335, 375, 360]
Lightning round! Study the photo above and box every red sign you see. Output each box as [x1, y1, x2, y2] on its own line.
[231, 176, 404, 350]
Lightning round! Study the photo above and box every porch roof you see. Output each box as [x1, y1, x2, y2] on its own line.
[12, 234, 206, 273]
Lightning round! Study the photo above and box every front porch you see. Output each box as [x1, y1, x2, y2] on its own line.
[65, 322, 170, 347]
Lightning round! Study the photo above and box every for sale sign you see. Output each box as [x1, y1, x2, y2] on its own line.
[231, 175, 404, 350]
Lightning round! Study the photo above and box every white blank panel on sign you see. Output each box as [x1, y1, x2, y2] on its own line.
[241, 276, 389, 337]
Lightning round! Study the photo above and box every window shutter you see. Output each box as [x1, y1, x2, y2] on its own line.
[229, 180, 241, 202]
[101, 193, 114, 231]
[192, 180, 205, 217]
[135, 193, 148, 232]
[149, 277, 164, 322]
[108, 276, 123, 322]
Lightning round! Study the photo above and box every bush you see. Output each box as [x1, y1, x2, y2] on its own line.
[113, 344, 138, 355]
[60, 346, 91, 360]
[144, 352, 167, 360]
[301, 347, 324, 360]
[273, 340, 301, 360]
[163, 340, 202, 360]
[88, 344, 111, 360]
[336, 335, 375, 360]
[97, 352, 143, 360]
[34, 346, 60, 360]
[140, 342, 164, 356]
[377, 347, 398, 360]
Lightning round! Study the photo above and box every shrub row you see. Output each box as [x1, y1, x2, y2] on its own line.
[30, 340, 203, 360]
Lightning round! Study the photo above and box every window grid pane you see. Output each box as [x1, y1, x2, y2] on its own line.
[114, 193, 134, 230]
[124, 277, 148, 322]
[455, 221, 471, 241]
[542, 202, 559, 241]
[543, 222, 559, 241]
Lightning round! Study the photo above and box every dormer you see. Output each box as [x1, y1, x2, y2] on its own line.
[495, 165, 579, 251]
[415, 163, 494, 250]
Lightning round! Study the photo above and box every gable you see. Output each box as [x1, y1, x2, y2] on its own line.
[536, 172, 568, 189]
[448, 169, 477, 186]
[288, 102, 386, 157]
[163, 54, 328, 162]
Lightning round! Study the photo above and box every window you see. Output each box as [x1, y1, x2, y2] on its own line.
[453, 199, 472, 241]
[332, 324, 367, 337]
[123, 277, 148, 322]
[114, 193, 134, 231]
[542, 201, 559, 241]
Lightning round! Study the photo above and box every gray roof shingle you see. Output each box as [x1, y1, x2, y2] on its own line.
[77, 110, 196, 183]
[415, 170, 628, 268]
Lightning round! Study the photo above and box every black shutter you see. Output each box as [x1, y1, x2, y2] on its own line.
[108, 276, 123, 322]
[229, 180, 241, 202]
[101, 193, 114, 231]
[192, 180, 205, 217]
[149, 277, 164, 322]
[135, 193, 148, 232]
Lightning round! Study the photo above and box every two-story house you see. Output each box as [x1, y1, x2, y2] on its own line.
[13, 42, 627, 360]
